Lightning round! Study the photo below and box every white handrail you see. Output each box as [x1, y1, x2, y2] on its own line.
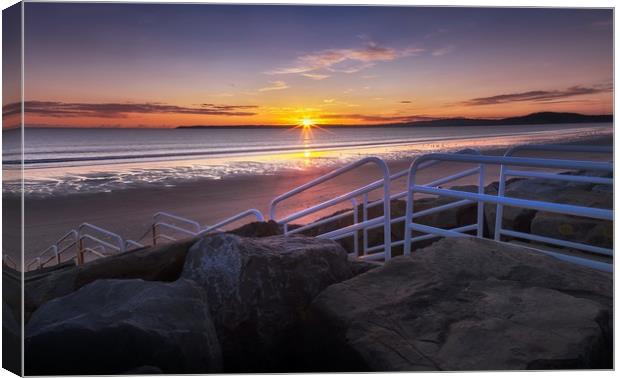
[270, 156, 392, 260]
[152, 212, 201, 245]
[3, 254, 17, 269]
[403, 152, 613, 272]
[199, 209, 265, 236]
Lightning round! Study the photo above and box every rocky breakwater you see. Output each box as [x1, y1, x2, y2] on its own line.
[24, 232, 357, 375]
[307, 237, 613, 371]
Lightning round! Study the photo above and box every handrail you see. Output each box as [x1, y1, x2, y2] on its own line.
[270, 156, 392, 259]
[153, 212, 201, 231]
[3, 254, 17, 269]
[403, 152, 613, 272]
[199, 208, 265, 236]
[152, 212, 201, 245]
[79, 223, 125, 252]
[77, 223, 125, 264]
[125, 240, 144, 250]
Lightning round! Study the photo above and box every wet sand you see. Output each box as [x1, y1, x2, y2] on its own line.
[6, 135, 612, 260]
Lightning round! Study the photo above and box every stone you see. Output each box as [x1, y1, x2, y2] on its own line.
[531, 212, 613, 249]
[24, 237, 196, 321]
[348, 257, 382, 276]
[484, 175, 612, 239]
[25, 278, 222, 375]
[228, 220, 283, 237]
[307, 237, 612, 371]
[181, 233, 353, 372]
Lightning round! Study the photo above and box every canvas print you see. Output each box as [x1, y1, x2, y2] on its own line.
[1, 2, 614, 375]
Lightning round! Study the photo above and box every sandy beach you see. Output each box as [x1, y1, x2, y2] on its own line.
[6, 134, 612, 260]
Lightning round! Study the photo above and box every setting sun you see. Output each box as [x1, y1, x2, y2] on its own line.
[300, 118, 315, 128]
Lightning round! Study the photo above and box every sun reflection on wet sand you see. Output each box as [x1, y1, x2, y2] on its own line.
[10, 125, 611, 197]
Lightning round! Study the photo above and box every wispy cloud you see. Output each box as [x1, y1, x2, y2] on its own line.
[7, 101, 258, 118]
[431, 45, 454, 56]
[461, 84, 612, 106]
[301, 73, 330, 80]
[258, 80, 290, 92]
[266, 41, 424, 77]
[400, 100, 412, 104]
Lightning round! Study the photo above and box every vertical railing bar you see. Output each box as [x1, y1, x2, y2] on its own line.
[352, 198, 359, 257]
[362, 193, 369, 255]
[477, 164, 485, 237]
[494, 164, 506, 241]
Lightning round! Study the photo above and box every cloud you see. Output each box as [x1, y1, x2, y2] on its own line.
[400, 100, 412, 104]
[301, 73, 330, 80]
[8, 101, 258, 118]
[431, 45, 454, 56]
[323, 98, 335, 104]
[258, 80, 290, 92]
[461, 84, 612, 106]
[266, 41, 424, 77]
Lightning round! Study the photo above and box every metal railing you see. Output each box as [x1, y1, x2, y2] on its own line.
[269, 149, 482, 261]
[78, 223, 129, 264]
[3, 254, 17, 269]
[270, 156, 393, 260]
[152, 212, 201, 245]
[403, 153, 613, 272]
[199, 208, 265, 236]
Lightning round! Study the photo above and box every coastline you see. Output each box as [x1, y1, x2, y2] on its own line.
[10, 134, 613, 259]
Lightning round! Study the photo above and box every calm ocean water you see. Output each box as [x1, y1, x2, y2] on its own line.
[2, 123, 612, 197]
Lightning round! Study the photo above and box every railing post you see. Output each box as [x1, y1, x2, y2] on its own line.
[362, 193, 368, 256]
[77, 238, 84, 265]
[404, 167, 416, 256]
[352, 198, 359, 257]
[494, 164, 506, 241]
[477, 164, 485, 238]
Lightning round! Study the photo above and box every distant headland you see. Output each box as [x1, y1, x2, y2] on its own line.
[176, 112, 613, 129]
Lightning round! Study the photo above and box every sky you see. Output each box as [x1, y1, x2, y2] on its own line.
[7, 3, 614, 127]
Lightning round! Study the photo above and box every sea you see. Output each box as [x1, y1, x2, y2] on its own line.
[2, 123, 612, 197]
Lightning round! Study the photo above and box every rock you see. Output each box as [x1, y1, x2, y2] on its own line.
[25, 278, 222, 375]
[25, 237, 196, 322]
[307, 237, 612, 371]
[228, 220, 282, 237]
[531, 212, 613, 249]
[348, 257, 382, 276]
[484, 180, 537, 238]
[484, 175, 612, 239]
[181, 233, 353, 372]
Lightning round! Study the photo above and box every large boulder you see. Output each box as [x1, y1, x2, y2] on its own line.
[530, 212, 613, 249]
[25, 278, 222, 375]
[484, 175, 612, 240]
[307, 237, 612, 371]
[228, 220, 283, 237]
[25, 237, 196, 322]
[181, 233, 353, 372]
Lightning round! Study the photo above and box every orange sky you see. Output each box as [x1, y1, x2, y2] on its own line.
[4, 5, 613, 128]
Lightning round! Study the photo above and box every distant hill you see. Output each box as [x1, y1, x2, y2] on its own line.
[176, 112, 613, 129]
[398, 112, 613, 127]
